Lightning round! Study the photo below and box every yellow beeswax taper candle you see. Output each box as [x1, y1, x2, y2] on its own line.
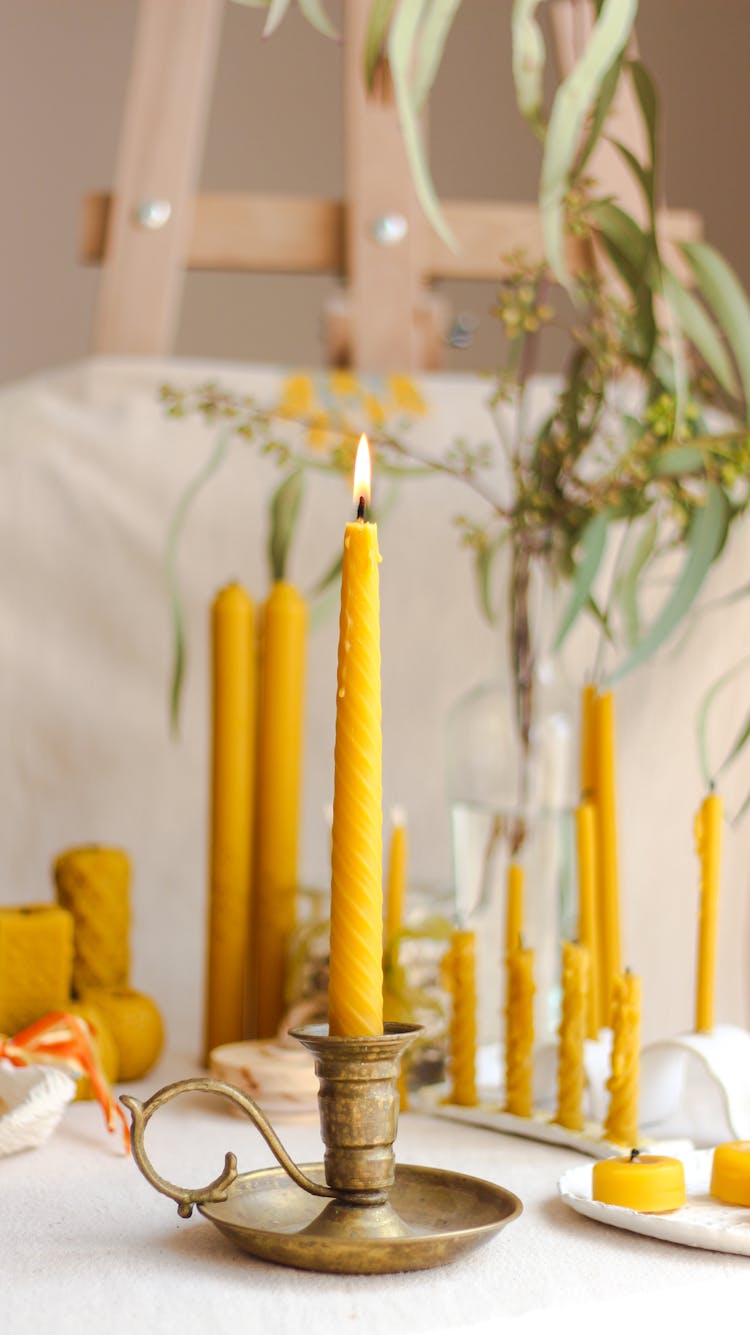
[328, 437, 383, 1037]
[594, 691, 622, 1019]
[576, 802, 601, 1037]
[505, 943, 535, 1118]
[603, 970, 641, 1147]
[694, 790, 723, 1034]
[253, 580, 307, 1038]
[580, 683, 598, 801]
[505, 862, 524, 957]
[384, 809, 408, 950]
[554, 940, 589, 1132]
[205, 583, 255, 1060]
[446, 929, 478, 1107]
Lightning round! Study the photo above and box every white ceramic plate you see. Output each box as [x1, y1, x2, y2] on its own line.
[559, 1149, 750, 1256]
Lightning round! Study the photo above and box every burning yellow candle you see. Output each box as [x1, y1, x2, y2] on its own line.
[594, 691, 622, 1019]
[554, 940, 589, 1132]
[384, 809, 408, 950]
[205, 583, 255, 1059]
[505, 943, 535, 1118]
[505, 862, 524, 957]
[328, 437, 383, 1037]
[580, 683, 598, 800]
[603, 970, 641, 1147]
[694, 791, 723, 1034]
[576, 802, 601, 1037]
[253, 580, 307, 1038]
[446, 929, 478, 1106]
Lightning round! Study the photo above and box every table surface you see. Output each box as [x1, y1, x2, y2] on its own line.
[4, 1054, 750, 1335]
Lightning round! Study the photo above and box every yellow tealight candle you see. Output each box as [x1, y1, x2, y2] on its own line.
[505, 943, 535, 1118]
[594, 691, 622, 1018]
[384, 810, 408, 950]
[446, 929, 478, 1107]
[603, 970, 641, 1147]
[253, 580, 307, 1038]
[554, 940, 589, 1132]
[205, 583, 255, 1060]
[328, 437, 384, 1038]
[593, 1151, 686, 1213]
[694, 791, 723, 1034]
[710, 1141, 750, 1205]
[576, 803, 602, 1037]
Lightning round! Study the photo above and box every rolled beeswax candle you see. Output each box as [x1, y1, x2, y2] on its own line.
[384, 813, 408, 950]
[594, 692, 622, 1019]
[53, 845, 130, 992]
[0, 905, 74, 1034]
[328, 439, 383, 1037]
[554, 941, 589, 1132]
[694, 791, 723, 1034]
[603, 970, 641, 1147]
[576, 802, 602, 1037]
[505, 944, 535, 1118]
[447, 929, 478, 1107]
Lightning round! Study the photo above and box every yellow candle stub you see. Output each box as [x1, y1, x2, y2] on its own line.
[593, 1153, 686, 1213]
[710, 1141, 750, 1206]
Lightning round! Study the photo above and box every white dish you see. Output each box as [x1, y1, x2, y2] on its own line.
[0, 1063, 77, 1156]
[559, 1148, 750, 1256]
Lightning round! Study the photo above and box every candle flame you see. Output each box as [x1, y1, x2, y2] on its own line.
[353, 435, 371, 508]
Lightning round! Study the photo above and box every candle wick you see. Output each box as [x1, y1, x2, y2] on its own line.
[629, 1147, 640, 1162]
[356, 495, 366, 521]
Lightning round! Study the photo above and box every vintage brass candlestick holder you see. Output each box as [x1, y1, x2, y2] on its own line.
[122, 1022, 521, 1274]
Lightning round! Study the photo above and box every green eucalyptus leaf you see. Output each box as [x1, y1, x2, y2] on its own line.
[262, 0, 292, 35]
[649, 444, 705, 476]
[298, 0, 338, 39]
[540, 0, 638, 287]
[719, 702, 750, 778]
[230, 1, 271, 8]
[682, 241, 750, 418]
[577, 51, 623, 171]
[695, 653, 750, 787]
[268, 468, 305, 583]
[610, 139, 653, 213]
[166, 428, 232, 733]
[475, 535, 505, 624]
[511, 0, 546, 136]
[617, 514, 657, 648]
[731, 788, 750, 826]
[589, 199, 650, 279]
[610, 483, 730, 684]
[413, 0, 463, 109]
[630, 60, 657, 170]
[364, 0, 396, 88]
[554, 510, 610, 650]
[388, 0, 457, 249]
[662, 269, 740, 400]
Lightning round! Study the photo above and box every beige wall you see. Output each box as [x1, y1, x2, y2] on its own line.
[2, 0, 749, 385]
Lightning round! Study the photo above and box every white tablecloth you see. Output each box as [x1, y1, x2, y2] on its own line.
[4, 1053, 750, 1335]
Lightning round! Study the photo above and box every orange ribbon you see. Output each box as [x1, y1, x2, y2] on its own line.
[0, 1012, 130, 1152]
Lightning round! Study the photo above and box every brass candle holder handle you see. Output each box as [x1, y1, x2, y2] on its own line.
[121, 1077, 338, 1218]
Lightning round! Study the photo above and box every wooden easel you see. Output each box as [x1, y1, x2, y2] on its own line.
[82, 0, 700, 371]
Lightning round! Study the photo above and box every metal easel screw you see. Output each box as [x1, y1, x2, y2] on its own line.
[370, 213, 409, 247]
[134, 199, 172, 231]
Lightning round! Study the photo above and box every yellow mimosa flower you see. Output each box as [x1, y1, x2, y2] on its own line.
[328, 370, 360, 400]
[363, 392, 387, 427]
[278, 373, 315, 419]
[387, 374, 428, 416]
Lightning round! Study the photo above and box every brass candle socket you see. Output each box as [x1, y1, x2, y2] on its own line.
[121, 1021, 522, 1273]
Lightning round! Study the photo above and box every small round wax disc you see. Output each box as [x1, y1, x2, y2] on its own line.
[592, 1155, 686, 1213]
[710, 1142, 750, 1206]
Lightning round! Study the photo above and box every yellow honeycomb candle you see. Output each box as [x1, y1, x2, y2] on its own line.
[594, 691, 622, 1018]
[576, 803, 602, 1037]
[253, 581, 307, 1038]
[603, 970, 641, 1147]
[594, 1151, 686, 1212]
[505, 944, 535, 1118]
[694, 791, 723, 1034]
[0, 905, 74, 1035]
[447, 929, 477, 1107]
[554, 940, 589, 1132]
[53, 845, 130, 993]
[205, 583, 255, 1059]
[328, 438, 384, 1038]
[384, 812, 408, 950]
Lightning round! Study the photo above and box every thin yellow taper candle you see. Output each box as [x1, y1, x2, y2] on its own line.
[594, 691, 622, 1019]
[505, 862, 524, 957]
[328, 437, 384, 1037]
[603, 970, 641, 1147]
[446, 929, 478, 1106]
[694, 791, 723, 1034]
[205, 583, 255, 1060]
[384, 810, 408, 950]
[580, 683, 598, 800]
[253, 580, 307, 1038]
[554, 940, 590, 1131]
[505, 943, 535, 1118]
[576, 802, 602, 1037]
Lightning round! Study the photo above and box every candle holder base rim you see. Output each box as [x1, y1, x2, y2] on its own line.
[199, 1161, 522, 1274]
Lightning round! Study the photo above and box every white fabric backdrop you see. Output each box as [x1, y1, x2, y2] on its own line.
[1, 357, 748, 1054]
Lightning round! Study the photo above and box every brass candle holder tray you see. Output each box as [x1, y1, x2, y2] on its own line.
[121, 1023, 522, 1275]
